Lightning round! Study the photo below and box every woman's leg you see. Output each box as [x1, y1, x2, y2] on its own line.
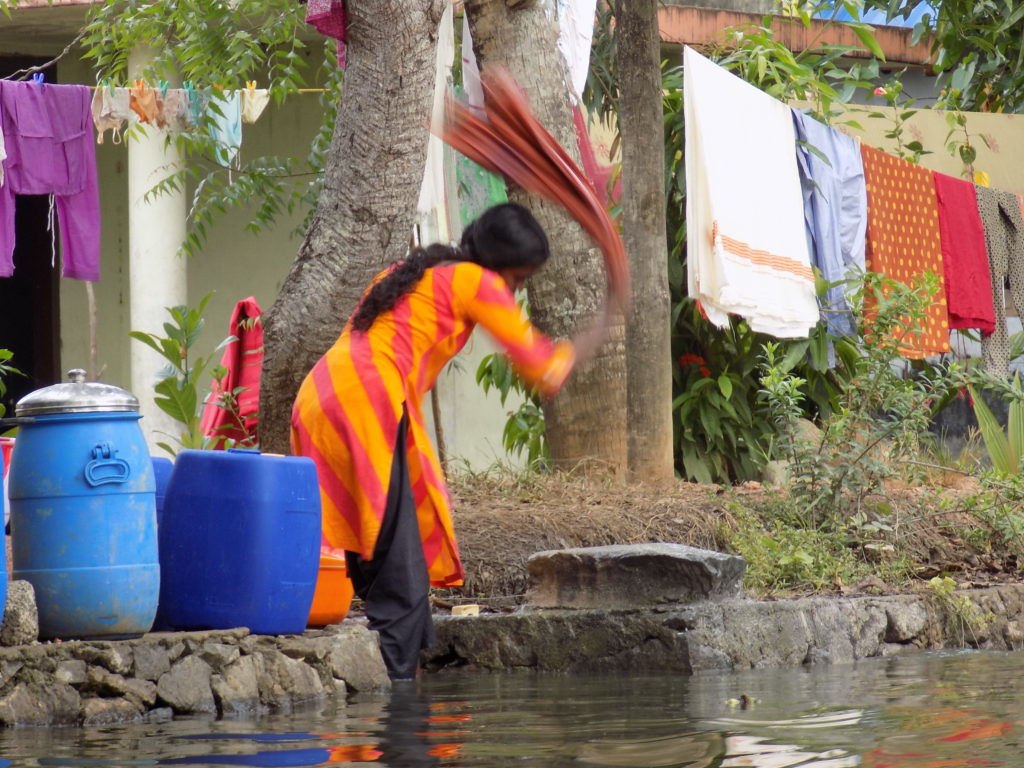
[345, 410, 435, 680]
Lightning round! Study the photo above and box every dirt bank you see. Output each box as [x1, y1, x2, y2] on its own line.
[437, 472, 1019, 608]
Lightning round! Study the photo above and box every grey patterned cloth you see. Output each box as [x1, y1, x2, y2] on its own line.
[976, 186, 1024, 376]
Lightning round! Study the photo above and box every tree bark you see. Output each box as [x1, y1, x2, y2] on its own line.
[615, 0, 674, 484]
[464, 0, 628, 475]
[260, 0, 446, 454]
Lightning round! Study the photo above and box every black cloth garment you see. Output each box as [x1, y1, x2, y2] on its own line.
[346, 407, 436, 680]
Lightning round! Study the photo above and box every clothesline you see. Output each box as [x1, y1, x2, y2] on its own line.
[83, 86, 329, 93]
[683, 45, 1024, 377]
[80, 84, 327, 93]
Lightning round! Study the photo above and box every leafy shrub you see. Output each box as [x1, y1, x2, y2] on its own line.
[129, 292, 239, 455]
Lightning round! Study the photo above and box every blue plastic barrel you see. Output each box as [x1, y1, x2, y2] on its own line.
[159, 448, 320, 635]
[8, 370, 159, 640]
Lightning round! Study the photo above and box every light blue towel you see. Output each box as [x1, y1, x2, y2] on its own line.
[791, 109, 867, 345]
[207, 89, 242, 166]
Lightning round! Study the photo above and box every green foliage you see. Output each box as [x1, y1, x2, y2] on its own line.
[926, 574, 995, 645]
[759, 270, 963, 527]
[81, 1, 339, 258]
[726, 497, 905, 593]
[581, 2, 618, 123]
[475, 353, 549, 469]
[671, 304, 774, 484]
[128, 292, 232, 456]
[866, 0, 1024, 113]
[758, 342, 808, 462]
[867, 79, 931, 162]
[0, 349, 24, 426]
[960, 477, 1024, 556]
[967, 373, 1024, 475]
[711, 1, 884, 123]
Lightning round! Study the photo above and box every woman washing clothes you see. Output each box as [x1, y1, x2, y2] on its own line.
[291, 202, 614, 680]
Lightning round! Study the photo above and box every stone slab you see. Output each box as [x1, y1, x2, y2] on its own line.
[526, 543, 746, 609]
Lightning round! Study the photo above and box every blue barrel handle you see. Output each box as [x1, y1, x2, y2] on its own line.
[84, 442, 131, 487]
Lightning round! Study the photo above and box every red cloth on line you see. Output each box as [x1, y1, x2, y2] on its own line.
[199, 296, 263, 447]
[932, 171, 996, 336]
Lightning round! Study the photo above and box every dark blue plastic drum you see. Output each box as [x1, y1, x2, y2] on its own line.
[159, 448, 320, 635]
[7, 370, 159, 640]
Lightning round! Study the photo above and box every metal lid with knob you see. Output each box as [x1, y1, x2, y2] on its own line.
[15, 369, 141, 416]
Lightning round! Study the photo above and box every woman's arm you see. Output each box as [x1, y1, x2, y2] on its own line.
[454, 264, 613, 398]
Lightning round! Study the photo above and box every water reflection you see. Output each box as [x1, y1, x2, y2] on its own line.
[3, 651, 1024, 767]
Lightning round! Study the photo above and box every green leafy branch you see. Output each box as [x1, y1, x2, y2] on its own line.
[128, 292, 232, 456]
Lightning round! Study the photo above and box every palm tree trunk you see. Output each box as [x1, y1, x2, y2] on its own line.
[615, 0, 674, 483]
[260, 0, 446, 453]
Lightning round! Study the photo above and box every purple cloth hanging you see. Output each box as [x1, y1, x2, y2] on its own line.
[0, 81, 100, 282]
[305, 0, 347, 68]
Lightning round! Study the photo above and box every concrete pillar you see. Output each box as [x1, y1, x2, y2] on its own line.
[127, 49, 188, 452]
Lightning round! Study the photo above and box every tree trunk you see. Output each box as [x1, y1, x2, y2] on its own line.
[615, 0, 674, 483]
[260, 0, 446, 454]
[464, 0, 628, 475]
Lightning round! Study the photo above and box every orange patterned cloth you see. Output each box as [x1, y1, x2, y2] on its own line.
[290, 261, 575, 587]
[861, 144, 950, 358]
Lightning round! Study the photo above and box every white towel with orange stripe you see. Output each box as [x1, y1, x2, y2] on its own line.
[683, 46, 819, 338]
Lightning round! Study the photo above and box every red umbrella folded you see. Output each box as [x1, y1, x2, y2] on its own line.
[200, 296, 263, 448]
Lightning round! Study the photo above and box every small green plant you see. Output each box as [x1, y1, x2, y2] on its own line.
[927, 575, 995, 646]
[726, 498, 877, 593]
[0, 349, 24, 425]
[475, 353, 548, 469]
[759, 270, 963, 527]
[671, 304, 776, 484]
[967, 373, 1024, 475]
[868, 79, 931, 163]
[129, 292, 234, 456]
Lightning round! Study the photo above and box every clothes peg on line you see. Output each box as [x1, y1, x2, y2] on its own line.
[32, 72, 45, 91]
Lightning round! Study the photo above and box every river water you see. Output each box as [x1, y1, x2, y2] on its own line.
[1, 649, 1022, 767]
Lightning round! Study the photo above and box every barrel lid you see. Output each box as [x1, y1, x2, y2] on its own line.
[16, 369, 140, 416]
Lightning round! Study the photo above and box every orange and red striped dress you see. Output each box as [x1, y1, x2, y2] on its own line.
[290, 261, 575, 588]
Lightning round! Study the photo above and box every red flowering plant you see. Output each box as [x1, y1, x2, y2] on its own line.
[677, 352, 712, 379]
[671, 299, 778, 484]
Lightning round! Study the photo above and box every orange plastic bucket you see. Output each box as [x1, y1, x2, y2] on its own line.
[307, 554, 354, 627]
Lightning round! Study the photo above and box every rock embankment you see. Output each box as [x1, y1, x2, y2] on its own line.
[426, 543, 1024, 673]
[1, 544, 1022, 726]
[0, 622, 389, 727]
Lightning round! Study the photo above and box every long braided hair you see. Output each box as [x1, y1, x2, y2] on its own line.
[350, 203, 551, 332]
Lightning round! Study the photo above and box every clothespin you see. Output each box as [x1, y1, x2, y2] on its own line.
[32, 72, 45, 91]
[133, 78, 147, 92]
[159, 79, 170, 98]
[246, 80, 257, 95]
